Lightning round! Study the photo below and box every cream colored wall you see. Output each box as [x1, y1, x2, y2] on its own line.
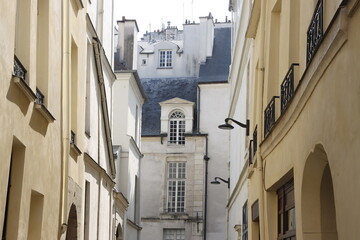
[244, 1, 360, 240]
[0, 0, 62, 239]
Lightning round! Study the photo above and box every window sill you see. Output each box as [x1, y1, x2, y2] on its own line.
[70, 143, 82, 156]
[157, 67, 173, 69]
[34, 103, 56, 123]
[12, 77, 37, 102]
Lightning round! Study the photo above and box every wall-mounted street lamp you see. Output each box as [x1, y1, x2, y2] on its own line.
[211, 177, 230, 188]
[218, 118, 250, 136]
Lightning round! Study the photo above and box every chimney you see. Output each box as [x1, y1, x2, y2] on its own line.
[116, 18, 139, 70]
[199, 15, 215, 62]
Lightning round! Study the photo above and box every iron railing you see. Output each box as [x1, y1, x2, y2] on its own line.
[253, 126, 257, 155]
[35, 88, 45, 105]
[307, 0, 323, 65]
[70, 131, 76, 145]
[280, 64, 299, 113]
[249, 140, 253, 165]
[12, 55, 27, 82]
[264, 96, 279, 138]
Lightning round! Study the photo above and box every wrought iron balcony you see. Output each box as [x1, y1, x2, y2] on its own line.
[12, 55, 27, 82]
[249, 140, 253, 165]
[307, 0, 323, 65]
[35, 88, 45, 105]
[264, 96, 279, 138]
[280, 64, 299, 113]
[253, 126, 257, 155]
[70, 131, 76, 145]
[70, 130, 82, 156]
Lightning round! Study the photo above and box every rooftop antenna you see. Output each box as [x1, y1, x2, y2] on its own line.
[161, 18, 165, 30]
[191, 0, 194, 22]
[183, 1, 185, 25]
[149, 23, 151, 42]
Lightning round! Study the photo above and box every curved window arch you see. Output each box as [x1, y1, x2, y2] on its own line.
[169, 111, 185, 145]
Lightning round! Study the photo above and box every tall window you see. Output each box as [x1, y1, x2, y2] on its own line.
[167, 162, 186, 213]
[242, 201, 248, 240]
[159, 50, 172, 67]
[278, 179, 296, 240]
[163, 229, 185, 240]
[169, 111, 185, 145]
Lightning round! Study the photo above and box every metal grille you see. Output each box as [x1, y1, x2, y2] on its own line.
[264, 96, 279, 138]
[280, 64, 299, 113]
[35, 88, 45, 105]
[12, 55, 27, 82]
[307, 0, 323, 65]
[253, 126, 257, 155]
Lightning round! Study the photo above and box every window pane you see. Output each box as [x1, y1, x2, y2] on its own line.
[286, 208, 296, 231]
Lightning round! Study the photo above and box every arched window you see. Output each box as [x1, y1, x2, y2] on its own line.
[169, 111, 185, 145]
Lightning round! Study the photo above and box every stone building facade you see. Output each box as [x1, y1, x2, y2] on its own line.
[139, 16, 232, 240]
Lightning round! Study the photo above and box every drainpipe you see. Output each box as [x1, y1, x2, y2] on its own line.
[197, 85, 201, 133]
[203, 135, 209, 240]
[59, 0, 70, 237]
[257, 0, 267, 239]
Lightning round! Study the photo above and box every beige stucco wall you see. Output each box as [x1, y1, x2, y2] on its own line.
[243, 1, 360, 240]
[0, 0, 62, 239]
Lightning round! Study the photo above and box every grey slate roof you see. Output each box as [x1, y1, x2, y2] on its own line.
[198, 27, 231, 83]
[141, 78, 198, 136]
[141, 26, 231, 136]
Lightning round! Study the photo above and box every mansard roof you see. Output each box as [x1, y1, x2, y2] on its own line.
[198, 26, 231, 83]
[141, 77, 198, 136]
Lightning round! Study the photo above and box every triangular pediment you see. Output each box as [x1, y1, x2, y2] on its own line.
[159, 97, 194, 106]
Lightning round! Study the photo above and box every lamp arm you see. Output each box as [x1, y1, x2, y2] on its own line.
[225, 118, 250, 136]
[225, 118, 246, 128]
[214, 177, 230, 188]
[214, 177, 229, 183]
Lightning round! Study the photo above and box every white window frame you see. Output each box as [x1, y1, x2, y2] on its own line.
[166, 162, 186, 213]
[159, 50, 172, 68]
[168, 111, 185, 145]
[163, 229, 185, 240]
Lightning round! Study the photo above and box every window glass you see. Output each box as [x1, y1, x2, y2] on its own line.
[167, 162, 186, 213]
[160, 50, 172, 67]
[169, 111, 185, 145]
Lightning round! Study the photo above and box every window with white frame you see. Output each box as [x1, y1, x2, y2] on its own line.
[163, 229, 185, 240]
[167, 162, 186, 213]
[169, 111, 185, 145]
[159, 50, 172, 67]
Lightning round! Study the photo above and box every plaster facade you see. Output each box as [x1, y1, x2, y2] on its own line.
[227, 0, 360, 239]
[0, 0, 62, 239]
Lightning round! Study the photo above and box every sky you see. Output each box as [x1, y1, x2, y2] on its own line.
[114, 0, 231, 37]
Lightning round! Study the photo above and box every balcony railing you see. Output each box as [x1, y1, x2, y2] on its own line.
[70, 131, 76, 145]
[280, 64, 299, 113]
[35, 88, 45, 105]
[264, 96, 279, 138]
[249, 140, 253, 165]
[253, 126, 257, 155]
[12, 55, 27, 82]
[307, 0, 323, 65]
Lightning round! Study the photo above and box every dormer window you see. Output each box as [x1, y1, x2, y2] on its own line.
[169, 111, 185, 145]
[159, 50, 172, 68]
